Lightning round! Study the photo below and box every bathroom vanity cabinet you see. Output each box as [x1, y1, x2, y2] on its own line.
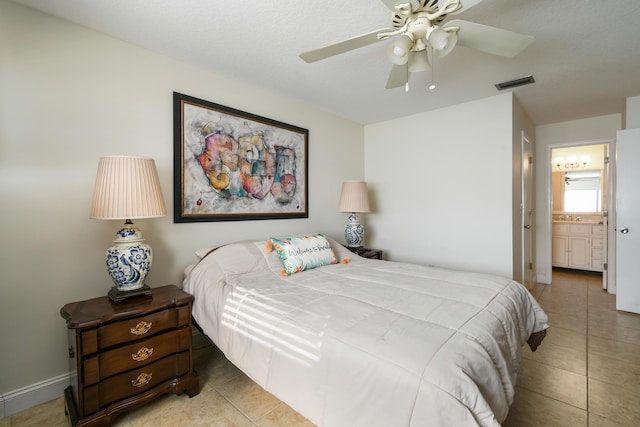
[552, 222, 604, 272]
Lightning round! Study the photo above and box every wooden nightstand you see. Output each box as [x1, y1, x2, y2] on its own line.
[60, 285, 199, 427]
[346, 246, 383, 260]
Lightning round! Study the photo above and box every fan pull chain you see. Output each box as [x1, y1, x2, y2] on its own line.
[428, 45, 436, 90]
[405, 62, 409, 92]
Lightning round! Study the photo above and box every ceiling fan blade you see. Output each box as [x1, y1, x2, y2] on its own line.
[386, 64, 408, 89]
[380, 0, 419, 12]
[300, 29, 389, 63]
[446, 19, 534, 58]
[450, 0, 485, 14]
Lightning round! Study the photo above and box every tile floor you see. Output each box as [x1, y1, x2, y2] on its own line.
[4, 269, 640, 426]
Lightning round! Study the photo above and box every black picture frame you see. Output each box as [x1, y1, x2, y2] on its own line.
[173, 92, 309, 223]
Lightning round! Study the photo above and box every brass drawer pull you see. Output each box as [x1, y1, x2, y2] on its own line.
[132, 347, 154, 362]
[130, 321, 152, 336]
[131, 372, 152, 387]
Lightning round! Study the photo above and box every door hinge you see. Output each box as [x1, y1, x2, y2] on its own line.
[529, 262, 533, 270]
[604, 263, 608, 271]
[604, 156, 610, 164]
[529, 156, 533, 165]
[68, 346, 75, 359]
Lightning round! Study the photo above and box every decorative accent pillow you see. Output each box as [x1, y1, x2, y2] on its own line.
[268, 234, 338, 276]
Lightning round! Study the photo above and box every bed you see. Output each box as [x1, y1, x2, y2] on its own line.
[183, 235, 548, 426]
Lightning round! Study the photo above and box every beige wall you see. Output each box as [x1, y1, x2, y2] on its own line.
[0, 0, 364, 404]
[363, 93, 517, 278]
[626, 95, 640, 129]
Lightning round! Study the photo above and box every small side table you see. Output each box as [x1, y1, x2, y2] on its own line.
[346, 246, 383, 260]
[61, 285, 199, 426]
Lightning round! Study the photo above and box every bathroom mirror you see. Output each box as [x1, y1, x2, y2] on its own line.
[552, 170, 602, 212]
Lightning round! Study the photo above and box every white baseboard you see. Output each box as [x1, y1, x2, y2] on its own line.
[0, 372, 72, 419]
[536, 273, 551, 284]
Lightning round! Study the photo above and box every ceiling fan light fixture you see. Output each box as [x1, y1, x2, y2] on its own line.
[427, 27, 457, 58]
[386, 34, 413, 65]
[408, 51, 430, 72]
[299, 1, 535, 92]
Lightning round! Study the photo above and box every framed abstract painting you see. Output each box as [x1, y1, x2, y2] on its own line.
[173, 92, 308, 222]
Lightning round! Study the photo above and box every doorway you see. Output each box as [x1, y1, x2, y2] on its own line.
[547, 140, 612, 290]
[521, 131, 535, 290]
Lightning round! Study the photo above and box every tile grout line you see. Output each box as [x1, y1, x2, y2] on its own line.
[524, 276, 592, 417]
[584, 275, 599, 426]
[547, 271, 591, 423]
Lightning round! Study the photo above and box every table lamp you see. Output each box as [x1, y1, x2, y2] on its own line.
[338, 180, 371, 248]
[90, 156, 167, 302]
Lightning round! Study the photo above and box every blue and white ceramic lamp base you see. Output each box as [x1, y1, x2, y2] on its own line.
[344, 213, 365, 248]
[106, 224, 152, 292]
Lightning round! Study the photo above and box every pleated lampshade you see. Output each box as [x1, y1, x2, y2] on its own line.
[90, 156, 167, 220]
[338, 181, 371, 213]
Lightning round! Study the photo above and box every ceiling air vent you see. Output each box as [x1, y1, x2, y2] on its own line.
[494, 75, 535, 91]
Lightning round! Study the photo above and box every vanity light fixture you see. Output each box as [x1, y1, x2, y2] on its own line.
[554, 156, 589, 170]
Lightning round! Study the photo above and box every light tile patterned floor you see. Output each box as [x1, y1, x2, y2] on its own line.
[4, 269, 640, 426]
[503, 269, 640, 427]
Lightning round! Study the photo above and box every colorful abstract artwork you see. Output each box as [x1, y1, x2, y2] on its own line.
[173, 92, 308, 222]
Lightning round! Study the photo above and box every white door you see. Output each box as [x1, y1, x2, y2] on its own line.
[601, 144, 610, 290]
[615, 128, 640, 314]
[521, 131, 535, 290]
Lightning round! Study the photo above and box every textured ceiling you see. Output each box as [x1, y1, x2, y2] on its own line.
[10, 0, 640, 125]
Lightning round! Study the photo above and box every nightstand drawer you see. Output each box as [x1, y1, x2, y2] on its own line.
[83, 327, 192, 385]
[81, 305, 191, 354]
[62, 285, 199, 426]
[82, 351, 191, 415]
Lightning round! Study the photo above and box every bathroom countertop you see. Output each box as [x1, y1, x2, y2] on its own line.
[552, 220, 603, 224]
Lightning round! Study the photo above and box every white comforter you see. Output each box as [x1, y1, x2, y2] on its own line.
[183, 239, 548, 427]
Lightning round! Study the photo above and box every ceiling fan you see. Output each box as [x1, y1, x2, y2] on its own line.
[299, 0, 534, 90]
